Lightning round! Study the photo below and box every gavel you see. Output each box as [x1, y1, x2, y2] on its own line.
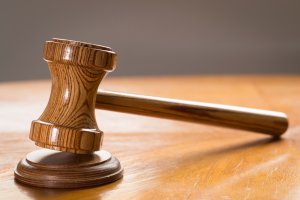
[14, 38, 288, 188]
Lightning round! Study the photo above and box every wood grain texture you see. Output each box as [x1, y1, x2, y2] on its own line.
[14, 149, 123, 188]
[96, 90, 288, 136]
[0, 76, 300, 199]
[30, 39, 117, 153]
[32, 38, 287, 155]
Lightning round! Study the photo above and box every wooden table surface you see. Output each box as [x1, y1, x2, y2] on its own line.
[0, 75, 300, 200]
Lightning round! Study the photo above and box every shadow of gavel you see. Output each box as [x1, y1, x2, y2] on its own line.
[15, 38, 288, 189]
[31, 38, 287, 153]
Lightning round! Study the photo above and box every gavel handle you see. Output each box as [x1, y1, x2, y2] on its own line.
[95, 90, 288, 137]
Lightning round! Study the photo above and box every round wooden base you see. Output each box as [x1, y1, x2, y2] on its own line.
[14, 149, 123, 188]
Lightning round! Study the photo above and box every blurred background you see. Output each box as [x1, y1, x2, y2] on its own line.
[0, 0, 299, 82]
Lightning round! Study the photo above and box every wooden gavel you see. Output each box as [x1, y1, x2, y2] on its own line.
[15, 38, 288, 188]
[30, 38, 288, 153]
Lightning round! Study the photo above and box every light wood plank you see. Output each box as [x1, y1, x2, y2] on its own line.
[0, 75, 300, 199]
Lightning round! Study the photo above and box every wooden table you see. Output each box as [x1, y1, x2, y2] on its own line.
[0, 75, 300, 200]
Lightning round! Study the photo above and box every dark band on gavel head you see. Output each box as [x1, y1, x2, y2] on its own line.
[30, 38, 117, 154]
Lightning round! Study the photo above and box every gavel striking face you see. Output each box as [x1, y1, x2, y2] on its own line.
[14, 38, 288, 188]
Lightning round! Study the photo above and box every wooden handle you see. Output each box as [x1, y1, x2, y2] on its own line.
[96, 90, 288, 137]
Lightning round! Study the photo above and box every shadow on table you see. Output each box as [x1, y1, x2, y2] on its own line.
[175, 136, 287, 166]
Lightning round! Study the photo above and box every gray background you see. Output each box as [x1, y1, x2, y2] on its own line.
[0, 0, 299, 82]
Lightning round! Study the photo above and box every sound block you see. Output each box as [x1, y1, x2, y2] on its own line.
[14, 149, 123, 188]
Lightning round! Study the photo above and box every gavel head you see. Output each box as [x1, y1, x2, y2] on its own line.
[29, 38, 117, 154]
